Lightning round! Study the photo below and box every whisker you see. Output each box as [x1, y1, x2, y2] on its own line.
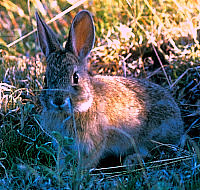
[41, 88, 70, 92]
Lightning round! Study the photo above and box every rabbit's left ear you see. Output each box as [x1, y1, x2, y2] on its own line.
[65, 10, 95, 60]
[35, 12, 62, 57]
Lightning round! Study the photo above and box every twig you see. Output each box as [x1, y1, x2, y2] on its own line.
[170, 66, 200, 88]
[6, 0, 87, 48]
[152, 44, 171, 87]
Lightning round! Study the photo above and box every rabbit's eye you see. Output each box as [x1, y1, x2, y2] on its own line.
[44, 76, 47, 83]
[44, 76, 47, 88]
[73, 72, 79, 84]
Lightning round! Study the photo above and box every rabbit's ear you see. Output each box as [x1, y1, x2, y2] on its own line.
[66, 10, 95, 60]
[35, 12, 62, 57]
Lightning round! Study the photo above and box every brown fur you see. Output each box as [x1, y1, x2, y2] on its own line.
[36, 10, 184, 168]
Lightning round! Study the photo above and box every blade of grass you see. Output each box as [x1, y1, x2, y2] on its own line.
[6, 0, 87, 48]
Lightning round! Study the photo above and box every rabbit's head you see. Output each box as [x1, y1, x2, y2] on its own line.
[36, 10, 95, 114]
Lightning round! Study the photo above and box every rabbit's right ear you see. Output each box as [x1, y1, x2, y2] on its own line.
[65, 10, 95, 60]
[35, 12, 62, 57]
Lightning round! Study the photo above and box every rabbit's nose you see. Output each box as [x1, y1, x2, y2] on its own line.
[50, 97, 65, 109]
[53, 97, 65, 106]
[50, 97, 71, 110]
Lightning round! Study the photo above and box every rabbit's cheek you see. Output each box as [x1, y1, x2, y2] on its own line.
[40, 93, 53, 110]
[74, 95, 93, 112]
[71, 86, 93, 112]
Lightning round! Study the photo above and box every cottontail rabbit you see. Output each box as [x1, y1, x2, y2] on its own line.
[36, 10, 184, 168]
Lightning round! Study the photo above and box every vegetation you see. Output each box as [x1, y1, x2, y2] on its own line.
[0, 0, 200, 189]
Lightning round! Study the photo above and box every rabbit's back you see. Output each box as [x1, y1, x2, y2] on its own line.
[91, 75, 183, 145]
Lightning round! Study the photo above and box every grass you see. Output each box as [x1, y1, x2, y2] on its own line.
[0, 0, 200, 189]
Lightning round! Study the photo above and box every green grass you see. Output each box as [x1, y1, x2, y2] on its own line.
[0, 0, 200, 189]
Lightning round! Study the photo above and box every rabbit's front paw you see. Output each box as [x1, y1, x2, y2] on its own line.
[123, 154, 141, 167]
